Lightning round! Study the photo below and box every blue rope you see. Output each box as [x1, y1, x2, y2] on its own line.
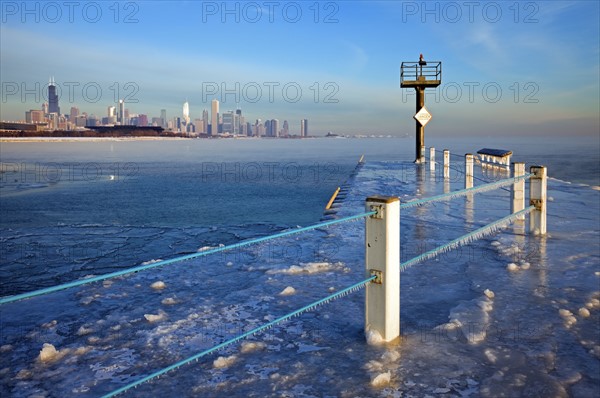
[400, 206, 535, 270]
[0, 211, 376, 305]
[400, 174, 532, 209]
[102, 275, 375, 398]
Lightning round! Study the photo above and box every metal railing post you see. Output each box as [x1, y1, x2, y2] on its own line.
[512, 162, 525, 219]
[365, 196, 400, 343]
[443, 149, 450, 179]
[465, 153, 474, 189]
[429, 147, 435, 171]
[529, 166, 547, 235]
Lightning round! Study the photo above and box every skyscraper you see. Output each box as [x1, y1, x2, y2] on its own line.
[271, 119, 279, 137]
[118, 100, 125, 124]
[202, 109, 209, 134]
[301, 119, 308, 137]
[183, 101, 190, 133]
[222, 111, 234, 134]
[282, 120, 289, 136]
[160, 109, 167, 128]
[48, 77, 60, 114]
[69, 106, 79, 120]
[211, 99, 219, 136]
[235, 108, 242, 135]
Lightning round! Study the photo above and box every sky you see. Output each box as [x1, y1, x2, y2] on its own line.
[1, 0, 599, 136]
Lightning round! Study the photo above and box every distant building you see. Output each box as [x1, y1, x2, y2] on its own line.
[222, 111, 234, 134]
[183, 101, 190, 124]
[211, 99, 219, 136]
[118, 100, 125, 124]
[69, 107, 79, 121]
[48, 77, 60, 114]
[160, 109, 167, 128]
[271, 119, 279, 137]
[138, 114, 148, 126]
[301, 119, 308, 137]
[25, 110, 45, 124]
[202, 109, 209, 133]
[235, 108, 242, 134]
[0, 122, 46, 132]
[48, 113, 59, 129]
[151, 117, 162, 127]
[87, 115, 99, 127]
[75, 115, 87, 127]
[282, 120, 289, 136]
[42, 102, 49, 115]
[108, 106, 116, 118]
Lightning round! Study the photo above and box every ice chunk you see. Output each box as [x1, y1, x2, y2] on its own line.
[161, 297, 178, 305]
[241, 341, 266, 353]
[448, 298, 494, 344]
[267, 261, 344, 275]
[506, 263, 519, 272]
[141, 259, 163, 265]
[585, 298, 600, 309]
[77, 326, 93, 336]
[365, 328, 384, 345]
[16, 369, 32, 379]
[151, 281, 166, 290]
[371, 371, 391, 387]
[38, 343, 60, 363]
[279, 286, 296, 296]
[382, 350, 400, 362]
[144, 310, 167, 323]
[484, 289, 495, 299]
[213, 355, 237, 368]
[558, 309, 573, 317]
[578, 308, 591, 318]
[484, 349, 498, 364]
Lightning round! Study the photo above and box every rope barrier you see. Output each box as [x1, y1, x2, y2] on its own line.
[102, 275, 375, 398]
[400, 174, 532, 209]
[434, 148, 465, 159]
[399, 206, 534, 271]
[0, 211, 376, 305]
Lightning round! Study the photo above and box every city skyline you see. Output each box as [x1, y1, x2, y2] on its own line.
[1, 1, 598, 136]
[17, 82, 311, 137]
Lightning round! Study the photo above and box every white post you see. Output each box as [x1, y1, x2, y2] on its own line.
[529, 166, 547, 235]
[429, 147, 435, 171]
[465, 153, 474, 189]
[365, 196, 400, 343]
[512, 162, 525, 219]
[443, 149, 450, 179]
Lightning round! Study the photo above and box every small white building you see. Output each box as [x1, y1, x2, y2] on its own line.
[477, 148, 512, 169]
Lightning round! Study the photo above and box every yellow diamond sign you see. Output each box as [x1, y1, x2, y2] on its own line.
[414, 106, 432, 127]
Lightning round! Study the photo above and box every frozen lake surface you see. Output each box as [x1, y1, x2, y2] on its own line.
[1, 156, 598, 397]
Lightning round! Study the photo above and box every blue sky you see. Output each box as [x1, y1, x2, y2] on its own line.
[1, 1, 598, 136]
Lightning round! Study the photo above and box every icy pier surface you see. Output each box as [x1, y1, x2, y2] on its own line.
[1, 161, 599, 397]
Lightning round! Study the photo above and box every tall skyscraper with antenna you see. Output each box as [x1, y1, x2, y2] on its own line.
[48, 77, 60, 114]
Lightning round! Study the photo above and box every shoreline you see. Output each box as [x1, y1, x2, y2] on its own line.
[0, 136, 195, 143]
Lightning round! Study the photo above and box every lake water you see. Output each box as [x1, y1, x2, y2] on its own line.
[0, 135, 598, 397]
